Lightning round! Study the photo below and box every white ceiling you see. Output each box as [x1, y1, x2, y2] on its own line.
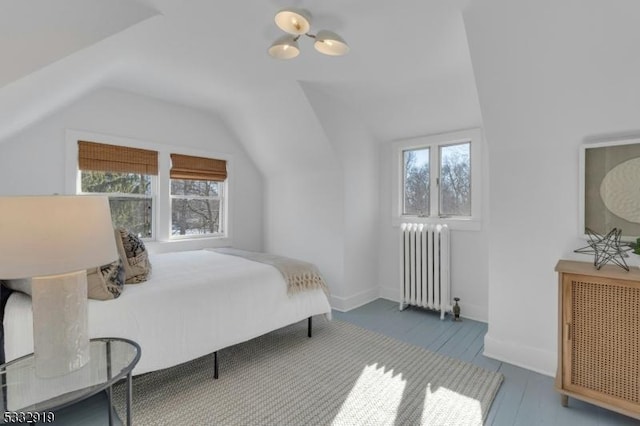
[0, 0, 158, 87]
[0, 0, 481, 151]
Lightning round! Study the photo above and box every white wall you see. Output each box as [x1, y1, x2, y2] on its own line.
[464, 0, 640, 375]
[0, 87, 264, 253]
[301, 83, 381, 310]
[264, 170, 346, 304]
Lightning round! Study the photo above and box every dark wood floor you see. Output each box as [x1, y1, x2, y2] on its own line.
[51, 298, 638, 425]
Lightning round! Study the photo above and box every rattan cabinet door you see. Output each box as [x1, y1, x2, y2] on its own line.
[562, 273, 640, 415]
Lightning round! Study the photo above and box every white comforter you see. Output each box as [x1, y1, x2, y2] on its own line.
[4, 250, 332, 375]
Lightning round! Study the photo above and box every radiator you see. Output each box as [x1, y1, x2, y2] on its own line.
[399, 223, 451, 319]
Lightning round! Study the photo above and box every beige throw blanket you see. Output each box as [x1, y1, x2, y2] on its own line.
[211, 248, 329, 296]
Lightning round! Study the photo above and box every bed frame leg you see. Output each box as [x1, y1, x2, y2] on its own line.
[214, 351, 218, 380]
[308, 316, 312, 338]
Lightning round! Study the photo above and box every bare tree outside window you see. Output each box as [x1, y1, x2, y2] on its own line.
[439, 142, 471, 216]
[171, 179, 221, 236]
[403, 148, 429, 215]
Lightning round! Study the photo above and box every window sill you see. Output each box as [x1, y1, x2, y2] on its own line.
[169, 234, 226, 241]
[392, 216, 482, 231]
[145, 236, 231, 254]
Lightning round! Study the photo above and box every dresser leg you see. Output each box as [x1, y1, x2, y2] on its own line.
[561, 394, 568, 407]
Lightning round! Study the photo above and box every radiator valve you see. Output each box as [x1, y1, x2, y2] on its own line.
[453, 297, 461, 321]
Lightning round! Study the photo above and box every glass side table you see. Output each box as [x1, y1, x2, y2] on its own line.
[0, 338, 140, 426]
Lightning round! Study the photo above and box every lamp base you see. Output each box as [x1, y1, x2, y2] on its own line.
[31, 270, 89, 378]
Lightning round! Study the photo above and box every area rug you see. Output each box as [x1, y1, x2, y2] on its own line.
[113, 319, 503, 425]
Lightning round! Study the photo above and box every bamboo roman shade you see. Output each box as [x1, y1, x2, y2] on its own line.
[78, 141, 158, 175]
[170, 153, 227, 182]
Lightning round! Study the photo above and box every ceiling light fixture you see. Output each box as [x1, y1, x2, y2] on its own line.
[314, 30, 349, 56]
[269, 8, 349, 59]
[274, 8, 311, 35]
[269, 35, 301, 59]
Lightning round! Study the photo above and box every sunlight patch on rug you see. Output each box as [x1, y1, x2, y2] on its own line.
[423, 384, 483, 425]
[332, 363, 406, 425]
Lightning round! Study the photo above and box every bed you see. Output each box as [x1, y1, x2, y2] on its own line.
[2, 249, 332, 376]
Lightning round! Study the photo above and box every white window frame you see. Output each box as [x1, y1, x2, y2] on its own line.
[392, 128, 483, 231]
[169, 179, 225, 239]
[65, 129, 232, 245]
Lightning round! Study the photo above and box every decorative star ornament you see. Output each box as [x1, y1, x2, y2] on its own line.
[574, 228, 632, 271]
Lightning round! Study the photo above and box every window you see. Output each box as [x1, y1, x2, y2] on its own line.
[403, 148, 430, 215]
[170, 153, 227, 237]
[81, 171, 154, 237]
[77, 141, 157, 238]
[439, 142, 471, 217]
[171, 180, 222, 236]
[393, 129, 482, 230]
[71, 134, 230, 242]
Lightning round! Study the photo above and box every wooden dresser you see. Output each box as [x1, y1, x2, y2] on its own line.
[555, 260, 640, 419]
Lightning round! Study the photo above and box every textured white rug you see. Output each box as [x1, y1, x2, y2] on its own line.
[114, 319, 503, 425]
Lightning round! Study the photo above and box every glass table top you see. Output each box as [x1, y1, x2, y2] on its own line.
[0, 338, 140, 412]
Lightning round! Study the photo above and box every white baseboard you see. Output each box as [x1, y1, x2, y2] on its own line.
[484, 333, 556, 377]
[330, 287, 379, 312]
[379, 286, 488, 323]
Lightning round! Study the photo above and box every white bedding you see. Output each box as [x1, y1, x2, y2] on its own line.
[3, 250, 332, 376]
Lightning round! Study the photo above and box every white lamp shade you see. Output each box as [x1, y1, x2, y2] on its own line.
[314, 30, 350, 56]
[0, 195, 118, 278]
[268, 35, 300, 59]
[274, 8, 311, 35]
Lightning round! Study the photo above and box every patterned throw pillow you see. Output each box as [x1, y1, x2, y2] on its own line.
[114, 228, 152, 284]
[86, 258, 126, 300]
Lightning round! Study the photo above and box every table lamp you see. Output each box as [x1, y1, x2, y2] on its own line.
[0, 195, 118, 377]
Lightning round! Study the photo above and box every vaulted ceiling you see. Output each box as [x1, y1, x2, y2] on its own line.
[0, 0, 480, 174]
